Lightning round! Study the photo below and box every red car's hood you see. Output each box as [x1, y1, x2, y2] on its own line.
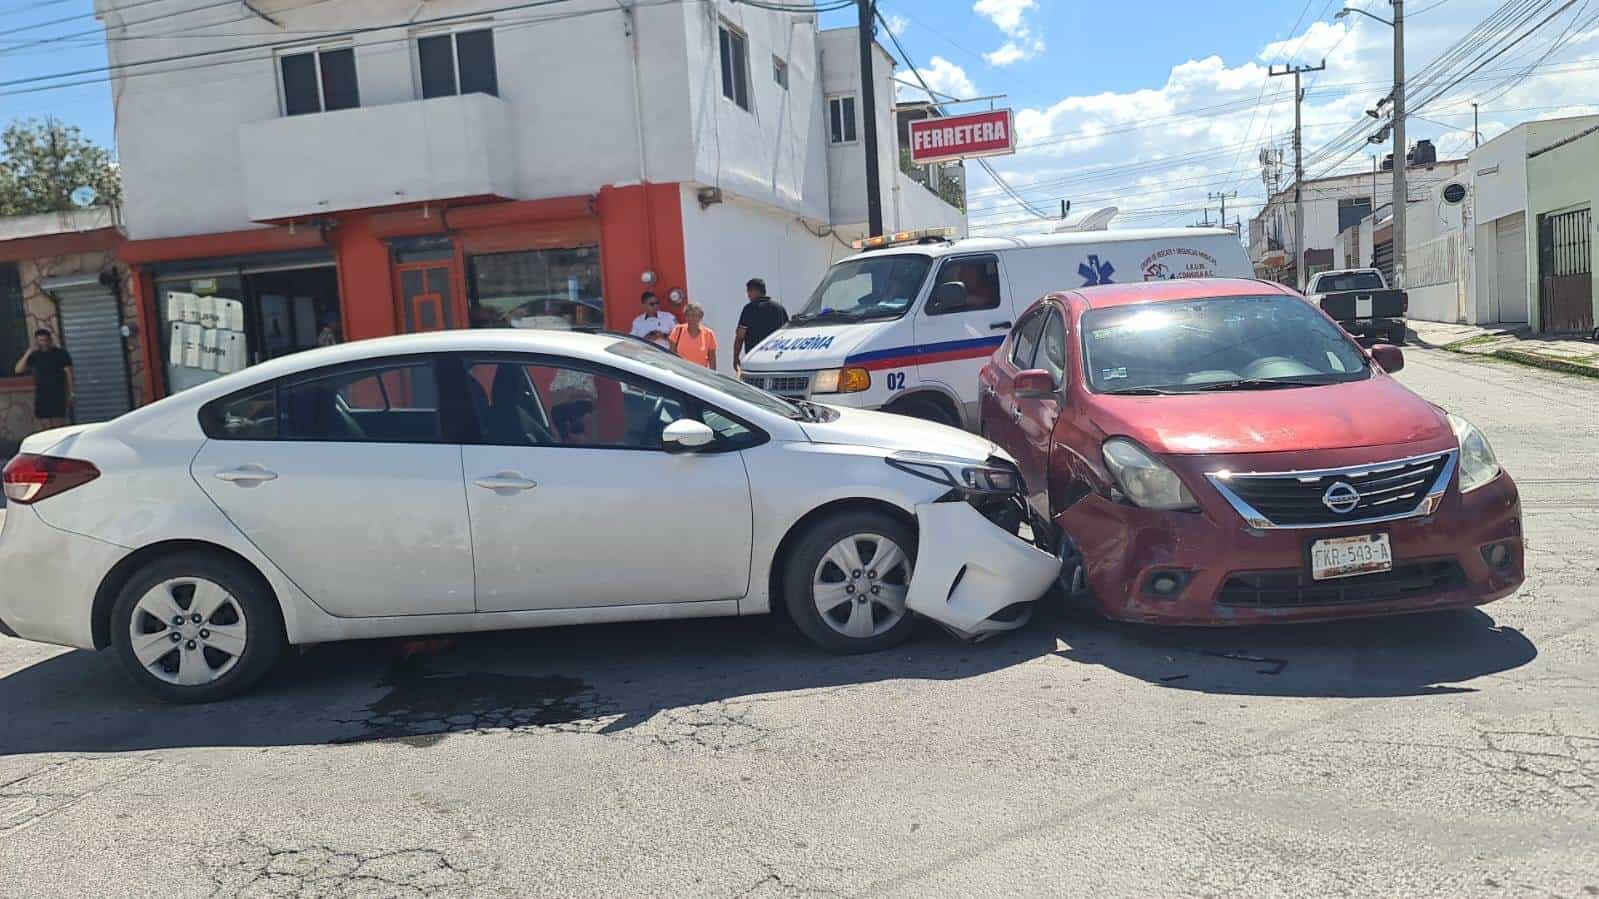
[1088, 374, 1449, 455]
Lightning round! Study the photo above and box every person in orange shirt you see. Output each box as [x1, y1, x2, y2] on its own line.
[669, 302, 719, 370]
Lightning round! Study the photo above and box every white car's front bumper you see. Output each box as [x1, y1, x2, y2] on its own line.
[906, 501, 1060, 640]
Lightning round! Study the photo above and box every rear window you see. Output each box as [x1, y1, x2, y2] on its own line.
[1315, 271, 1385, 292]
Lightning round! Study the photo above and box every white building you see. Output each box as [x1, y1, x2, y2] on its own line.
[94, 0, 964, 397]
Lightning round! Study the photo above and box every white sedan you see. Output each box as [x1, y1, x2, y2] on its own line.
[0, 330, 1058, 702]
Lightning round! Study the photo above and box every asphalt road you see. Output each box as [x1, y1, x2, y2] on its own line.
[2, 346, 1596, 898]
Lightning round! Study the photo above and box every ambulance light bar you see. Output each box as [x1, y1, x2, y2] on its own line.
[851, 227, 956, 251]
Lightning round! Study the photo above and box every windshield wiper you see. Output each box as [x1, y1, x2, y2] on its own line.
[1102, 385, 1186, 396]
[1187, 377, 1321, 392]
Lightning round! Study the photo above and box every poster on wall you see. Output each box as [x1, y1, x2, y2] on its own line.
[166, 290, 247, 381]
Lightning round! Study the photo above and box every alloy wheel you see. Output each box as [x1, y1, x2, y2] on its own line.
[127, 577, 249, 687]
[812, 533, 911, 640]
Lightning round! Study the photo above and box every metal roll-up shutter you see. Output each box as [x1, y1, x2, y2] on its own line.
[52, 281, 132, 423]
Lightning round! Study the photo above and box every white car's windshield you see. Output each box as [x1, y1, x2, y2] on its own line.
[606, 340, 805, 419]
[1081, 295, 1371, 394]
[792, 254, 933, 325]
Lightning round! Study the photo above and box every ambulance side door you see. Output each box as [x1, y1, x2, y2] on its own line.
[909, 254, 1015, 423]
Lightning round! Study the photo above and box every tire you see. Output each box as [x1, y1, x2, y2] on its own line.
[1054, 530, 1098, 619]
[783, 510, 918, 654]
[1388, 323, 1407, 346]
[887, 396, 957, 428]
[111, 552, 286, 703]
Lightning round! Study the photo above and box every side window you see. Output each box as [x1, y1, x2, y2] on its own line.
[465, 359, 759, 451]
[1009, 311, 1046, 369]
[1038, 311, 1067, 383]
[280, 362, 441, 443]
[201, 384, 278, 440]
[929, 255, 1002, 315]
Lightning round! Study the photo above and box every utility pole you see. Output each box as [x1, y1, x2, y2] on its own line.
[1391, 0, 1407, 289]
[1270, 61, 1326, 290]
[1472, 101, 1480, 147]
[1208, 190, 1237, 229]
[857, 0, 884, 237]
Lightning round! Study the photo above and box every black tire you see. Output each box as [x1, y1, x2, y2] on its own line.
[1055, 530, 1099, 620]
[783, 510, 918, 654]
[887, 396, 957, 428]
[111, 552, 286, 703]
[1388, 324, 1407, 346]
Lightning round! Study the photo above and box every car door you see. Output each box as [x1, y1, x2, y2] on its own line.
[913, 254, 1015, 420]
[982, 307, 1047, 453]
[457, 355, 755, 612]
[1012, 306, 1068, 520]
[192, 356, 476, 617]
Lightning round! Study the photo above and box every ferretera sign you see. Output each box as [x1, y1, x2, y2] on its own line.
[907, 109, 1016, 166]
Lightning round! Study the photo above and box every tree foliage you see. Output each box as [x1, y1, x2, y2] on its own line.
[0, 118, 122, 216]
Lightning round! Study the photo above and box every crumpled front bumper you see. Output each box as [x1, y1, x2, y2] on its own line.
[905, 501, 1060, 640]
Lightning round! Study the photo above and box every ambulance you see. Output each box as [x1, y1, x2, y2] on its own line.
[739, 227, 1253, 429]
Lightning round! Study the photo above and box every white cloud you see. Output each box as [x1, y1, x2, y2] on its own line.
[884, 13, 909, 36]
[973, 0, 1044, 66]
[963, 0, 1599, 237]
[897, 56, 979, 103]
[973, 0, 1036, 37]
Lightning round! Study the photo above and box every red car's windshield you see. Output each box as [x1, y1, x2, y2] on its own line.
[1080, 294, 1370, 394]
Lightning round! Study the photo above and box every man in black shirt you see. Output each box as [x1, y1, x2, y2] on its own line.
[733, 277, 788, 372]
[13, 329, 74, 429]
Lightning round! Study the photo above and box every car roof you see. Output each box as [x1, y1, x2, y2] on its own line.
[1058, 277, 1297, 310]
[843, 227, 1238, 263]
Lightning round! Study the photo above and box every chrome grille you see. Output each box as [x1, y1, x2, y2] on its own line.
[741, 372, 811, 399]
[1208, 450, 1457, 529]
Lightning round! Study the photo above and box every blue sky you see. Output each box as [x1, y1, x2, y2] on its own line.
[4, 0, 1598, 231]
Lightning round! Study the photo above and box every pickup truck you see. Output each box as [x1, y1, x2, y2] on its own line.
[1305, 268, 1408, 345]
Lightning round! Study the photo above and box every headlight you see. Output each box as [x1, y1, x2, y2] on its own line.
[812, 367, 871, 394]
[1448, 413, 1501, 493]
[1101, 438, 1198, 511]
[887, 451, 1020, 495]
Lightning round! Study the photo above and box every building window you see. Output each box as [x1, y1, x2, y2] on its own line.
[1, 264, 26, 377]
[466, 246, 604, 331]
[1337, 196, 1373, 234]
[279, 47, 359, 116]
[829, 95, 858, 144]
[418, 28, 498, 99]
[772, 55, 788, 89]
[719, 21, 750, 110]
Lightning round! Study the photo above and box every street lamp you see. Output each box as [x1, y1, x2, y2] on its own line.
[1337, 3, 1406, 288]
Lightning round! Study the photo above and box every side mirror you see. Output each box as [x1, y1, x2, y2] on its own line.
[1014, 369, 1059, 400]
[662, 418, 716, 453]
[926, 281, 968, 314]
[1370, 343, 1405, 373]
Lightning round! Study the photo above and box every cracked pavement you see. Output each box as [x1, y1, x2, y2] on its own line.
[2, 346, 1597, 896]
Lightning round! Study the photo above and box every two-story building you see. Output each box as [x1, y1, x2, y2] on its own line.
[96, 0, 964, 397]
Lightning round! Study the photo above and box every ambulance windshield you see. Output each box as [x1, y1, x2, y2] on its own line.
[792, 254, 933, 325]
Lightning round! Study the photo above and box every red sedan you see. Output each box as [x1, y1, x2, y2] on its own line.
[978, 278, 1523, 625]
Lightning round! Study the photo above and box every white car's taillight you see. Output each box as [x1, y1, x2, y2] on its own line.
[2, 454, 100, 504]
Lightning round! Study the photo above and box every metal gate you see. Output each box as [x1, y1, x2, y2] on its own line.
[48, 276, 132, 424]
[1372, 238, 1394, 286]
[1538, 206, 1594, 334]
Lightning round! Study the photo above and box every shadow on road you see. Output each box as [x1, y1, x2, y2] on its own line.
[0, 614, 1058, 756]
[0, 602, 1537, 756]
[1053, 605, 1537, 698]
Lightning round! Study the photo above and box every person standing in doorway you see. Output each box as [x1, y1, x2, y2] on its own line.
[670, 303, 718, 370]
[629, 291, 676, 351]
[732, 277, 787, 372]
[13, 329, 74, 430]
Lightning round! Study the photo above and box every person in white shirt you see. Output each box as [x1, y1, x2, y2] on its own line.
[629, 291, 676, 350]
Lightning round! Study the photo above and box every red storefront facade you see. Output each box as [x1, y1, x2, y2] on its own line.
[123, 183, 687, 402]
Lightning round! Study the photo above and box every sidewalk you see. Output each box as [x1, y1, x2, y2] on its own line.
[1407, 319, 1599, 378]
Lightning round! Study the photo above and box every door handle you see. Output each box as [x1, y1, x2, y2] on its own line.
[474, 472, 538, 493]
[989, 320, 1013, 330]
[1011, 406, 1023, 423]
[981, 385, 996, 398]
[215, 466, 277, 485]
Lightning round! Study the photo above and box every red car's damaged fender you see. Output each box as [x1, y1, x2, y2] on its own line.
[978, 278, 1524, 625]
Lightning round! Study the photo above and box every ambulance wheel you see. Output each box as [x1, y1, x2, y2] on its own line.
[888, 396, 957, 428]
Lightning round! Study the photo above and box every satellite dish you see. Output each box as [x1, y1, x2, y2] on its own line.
[1441, 183, 1467, 205]
[1052, 206, 1119, 232]
[70, 186, 96, 206]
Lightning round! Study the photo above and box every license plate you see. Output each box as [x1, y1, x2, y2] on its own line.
[1311, 533, 1393, 580]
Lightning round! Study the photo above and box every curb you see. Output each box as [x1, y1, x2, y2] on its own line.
[1492, 347, 1599, 379]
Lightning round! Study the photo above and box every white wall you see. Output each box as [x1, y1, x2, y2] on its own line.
[98, 0, 835, 240]
[818, 29, 897, 230]
[677, 185, 851, 372]
[1468, 127, 1530, 227]
[891, 171, 966, 233]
